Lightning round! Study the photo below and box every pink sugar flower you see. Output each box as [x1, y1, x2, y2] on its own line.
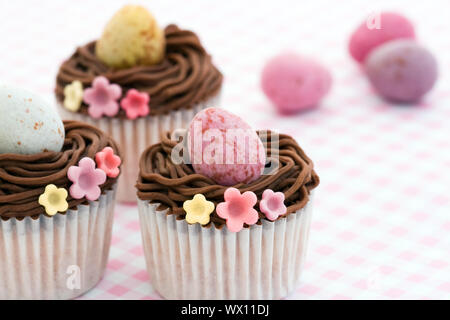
[216, 188, 258, 232]
[259, 189, 287, 221]
[68, 157, 107, 201]
[95, 147, 121, 178]
[120, 89, 150, 119]
[83, 76, 122, 119]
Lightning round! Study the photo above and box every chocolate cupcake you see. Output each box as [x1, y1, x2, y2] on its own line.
[136, 108, 319, 299]
[0, 86, 122, 299]
[55, 5, 223, 202]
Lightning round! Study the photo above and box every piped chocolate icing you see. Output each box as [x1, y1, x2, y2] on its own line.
[55, 25, 223, 117]
[136, 131, 319, 229]
[0, 121, 120, 220]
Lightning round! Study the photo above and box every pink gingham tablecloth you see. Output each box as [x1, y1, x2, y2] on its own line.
[1, 0, 450, 300]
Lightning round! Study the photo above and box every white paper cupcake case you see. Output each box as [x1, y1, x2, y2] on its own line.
[58, 94, 221, 203]
[137, 195, 314, 300]
[0, 187, 117, 300]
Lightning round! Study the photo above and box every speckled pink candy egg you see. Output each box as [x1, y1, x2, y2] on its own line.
[261, 53, 332, 114]
[349, 12, 415, 63]
[365, 40, 438, 103]
[187, 108, 266, 186]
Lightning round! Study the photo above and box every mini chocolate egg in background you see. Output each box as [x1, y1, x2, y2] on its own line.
[261, 52, 332, 114]
[0, 85, 65, 154]
[348, 12, 416, 63]
[364, 40, 438, 103]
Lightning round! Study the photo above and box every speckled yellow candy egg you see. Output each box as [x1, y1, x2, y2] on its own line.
[0, 85, 65, 155]
[95, 5, 166, 69]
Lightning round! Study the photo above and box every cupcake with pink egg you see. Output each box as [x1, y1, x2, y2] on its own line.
[55, 5, 223, 202]
[0, 85, 122, 299]
[136, 107, 319, 299]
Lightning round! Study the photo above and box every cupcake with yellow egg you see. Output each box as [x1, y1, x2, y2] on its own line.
[55, 5, 223, 202]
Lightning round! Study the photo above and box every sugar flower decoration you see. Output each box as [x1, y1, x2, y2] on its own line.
[83, 76, 122, 119]
[95, 147, 121, 178]
[68, 157, 106, 201]
[120, 89, 150, 119]
[216, 188, 258, 232]
[63, 80, 84, 112]
[183, 194, 215, 226]
[259, 189, 287, 221]
[38, 184, 69, 216]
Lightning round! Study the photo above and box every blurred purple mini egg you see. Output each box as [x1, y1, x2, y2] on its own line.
[261, 52, 332, 114]
[365, 39, 438, 103]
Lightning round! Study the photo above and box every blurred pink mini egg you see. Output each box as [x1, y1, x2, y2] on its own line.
[188, 108, 266, 186]
[261, 53, 332, 114]
[349, 12, 415, 63]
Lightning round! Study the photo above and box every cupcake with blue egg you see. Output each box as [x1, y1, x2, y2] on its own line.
[0, 85, 122, 299]
[136, 107, 319, 300]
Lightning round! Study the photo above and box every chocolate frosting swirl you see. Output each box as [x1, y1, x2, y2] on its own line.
[55, 25, 223, 117]
[0, 121, 121, 220]
[136, 131, 319, 229]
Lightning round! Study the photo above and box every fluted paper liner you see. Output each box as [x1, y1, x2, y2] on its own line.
[58, 95, 221, 203]
[0, 188, 116, 300]
[138, 195, 313, 300]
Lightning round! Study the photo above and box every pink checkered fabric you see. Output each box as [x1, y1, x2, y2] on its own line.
[1, 0, 450, 300]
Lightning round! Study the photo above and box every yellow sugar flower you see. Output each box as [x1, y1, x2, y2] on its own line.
[183, 194, 215, 226]
[63, 80, 84, 112]
[38, 184, 69, 216]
